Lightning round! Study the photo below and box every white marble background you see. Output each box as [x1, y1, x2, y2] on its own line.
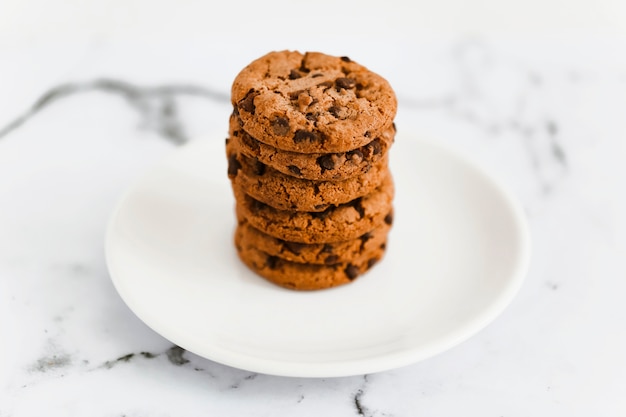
[1, 1, 626, 415]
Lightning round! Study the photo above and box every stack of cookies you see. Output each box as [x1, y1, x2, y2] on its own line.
[226, 50, 397, 290]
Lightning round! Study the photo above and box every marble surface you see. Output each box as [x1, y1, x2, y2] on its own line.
[1, 34, 626, 416]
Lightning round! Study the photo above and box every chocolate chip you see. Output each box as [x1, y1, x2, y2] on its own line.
[359, 232, 372, 250]
[366, 258, 378, 269]
[324, 255, 339, 264]
[317, 154, 336, 172]
[351, 198, 365, 218]
[345, 264, 359, 280]
[271, 117, 290, 136]
[305, 112, 318, 122]
[346, 149, 363, 161]
[314, 204, 329, 210]
[362, 138, 382, 158]
[227, 154, 241, 176]
[289, 90, 304, 100]
[225, 137, 230, 145]
[241, 133, 260, 152]
[238, 89, 257, 114]
[340, 56, 351, 62]
[252, 159, 266, 176]
[299, 59, 310, 73]
[384, 212, 394, 225]
[335, 77, 356, 90]
[392, 122, 397, 132]
[370, 138, 382, 154]
[293, 130, 320, 143]
[311, 73, 324, 78]
[328, 106, 341, 118]
[317, 81, 333, 89]
[380, 243, 386, 250]
[266, 256, 279, 269]
[287, 165, 302, 176]
[321, 244, 333, 253]
[289, 69, 302, 80]
[284, 241, 305, 255]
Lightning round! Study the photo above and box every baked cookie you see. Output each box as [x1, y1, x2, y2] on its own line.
[233, 174, 395, 244]
[230, 112, 395, 181]
[226, 135, 389, 212]
[236, 217, 390, 265]
[235, 227, 387, 290]
[231, 50, 397, 153]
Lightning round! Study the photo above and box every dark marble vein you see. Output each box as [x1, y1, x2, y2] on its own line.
[99, 344, 190, 370]
[354, 388, 367, 416]
[103, 353, 136, 369]
[165, 345, 189, 366]
[350, 374, 396, 417]
[228, 372, 258, 389]
[352, 375, 372, 417]
[0, 78, 229, 144]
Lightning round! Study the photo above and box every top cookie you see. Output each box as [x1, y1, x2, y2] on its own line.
[231, 50, 397, 154]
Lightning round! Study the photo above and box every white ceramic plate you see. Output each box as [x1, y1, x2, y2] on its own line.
[105, 132, 530, 378]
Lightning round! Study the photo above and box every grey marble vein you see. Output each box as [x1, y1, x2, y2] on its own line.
[401, 39, 571, 195]
[0, 79, 229, 144]
[4, 37, 625, 416]
[29, 352, 72, 373]
[99, 345, 190, 370]
[351, 374, 390, 417]
[28, 339, 73, 374]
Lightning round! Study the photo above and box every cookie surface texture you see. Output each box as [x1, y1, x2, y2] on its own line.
[226, 135, 389, 212]
[234, 226, 388, 290]
[234, 173, 395, 244]
[231, 50, 397, 153]
[229, 113, 395, 181]
[236, 218, 391, 265]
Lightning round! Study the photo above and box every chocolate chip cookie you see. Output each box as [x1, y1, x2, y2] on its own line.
[231, 50, 397, 154]
[233, 173, 395, 244]
[235, 217, 391, 265]
[235, 226, 387, 290]
[227, 50, 397, 290]
[230, 112, 395, 181]
[226, 134, 389, 212]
